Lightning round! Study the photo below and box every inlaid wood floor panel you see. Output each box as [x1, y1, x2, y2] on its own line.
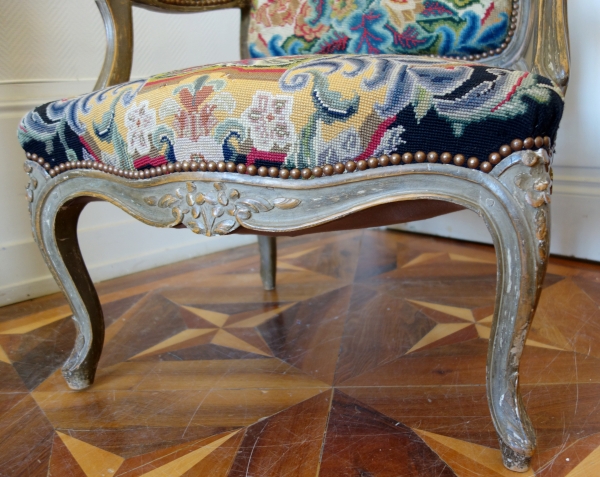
[1, 229, 600, 476]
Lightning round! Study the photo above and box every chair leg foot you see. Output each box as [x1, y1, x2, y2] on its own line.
[63, 363, 95, 390]
[258, 235, 276, 291]
[500, 441, 532, 473]
[61, 323, 100, 390]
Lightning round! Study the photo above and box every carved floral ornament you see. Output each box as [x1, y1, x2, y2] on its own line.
[517, 151, 552, 208]
[144, 182, 301, 236]
[515, 150, 552, 261]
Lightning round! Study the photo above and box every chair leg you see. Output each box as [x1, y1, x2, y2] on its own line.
[485, 156, 551, 472]
[488, 262, 540, 473]
[34, 198, 105, 390]
[487, 234, 544, 471]
[258, 235, 276, 291]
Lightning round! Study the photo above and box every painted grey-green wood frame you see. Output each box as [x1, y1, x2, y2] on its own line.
[23, 0, 569, 472]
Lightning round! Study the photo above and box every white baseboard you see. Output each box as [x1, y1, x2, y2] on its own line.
[390, 166, 600, 262]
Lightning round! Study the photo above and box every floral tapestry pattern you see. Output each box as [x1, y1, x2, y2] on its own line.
[18, 54, 564, 174]
[249, 0, 515, 58]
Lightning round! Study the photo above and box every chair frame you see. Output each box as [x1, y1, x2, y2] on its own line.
[22, 0, 569, 472]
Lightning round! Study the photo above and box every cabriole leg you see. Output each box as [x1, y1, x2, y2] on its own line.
[34, 197, 105, 390]
[258, 235, 276, 291]
[486, 152, 551, 472]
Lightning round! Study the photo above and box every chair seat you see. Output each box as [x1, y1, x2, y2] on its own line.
[18, 54, 564, 180]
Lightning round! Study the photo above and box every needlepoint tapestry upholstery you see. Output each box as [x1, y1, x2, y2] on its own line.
[248, 0, 514, 58]
[18, 55, 563, 173]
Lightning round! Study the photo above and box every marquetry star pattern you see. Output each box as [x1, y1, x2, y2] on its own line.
[405, 298, 566, 355]
[2, 230, 600, 476]
[130, 302, 297, 360]
[50, 429, 244, 477]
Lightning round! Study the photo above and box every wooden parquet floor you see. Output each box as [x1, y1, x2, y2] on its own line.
[1, 229, 600, 476]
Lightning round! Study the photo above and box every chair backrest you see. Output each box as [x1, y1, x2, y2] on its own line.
[95, 0, 569, 92]
[249, 0, 515, 59]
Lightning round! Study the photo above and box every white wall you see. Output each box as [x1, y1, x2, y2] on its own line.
[393, 0, 600, 261]
[1, 1, 597, 306]
[0, 1, 254, 306]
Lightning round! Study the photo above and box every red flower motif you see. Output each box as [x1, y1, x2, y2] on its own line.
[295, 2, 329, 41]
[174, 86, 219, 140]
[254, 0, 301, 28]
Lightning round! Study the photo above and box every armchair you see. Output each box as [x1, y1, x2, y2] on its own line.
[17, 0, 569, 472]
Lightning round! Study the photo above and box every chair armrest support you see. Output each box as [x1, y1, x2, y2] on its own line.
[532, 0, 570, 93]
[95, 0, 134, 90]
[94, 0, 250, 90]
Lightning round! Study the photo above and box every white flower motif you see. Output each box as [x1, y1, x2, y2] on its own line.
[125, 100, 156, 155]
[173, 136, 225, 163]
[374, 125, 407, 156]
[242, 91, 296, 151]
